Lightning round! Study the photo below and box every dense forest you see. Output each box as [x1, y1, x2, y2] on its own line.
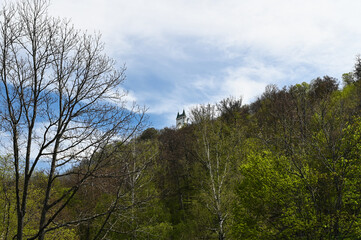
[3, 0, 361, 239]
[3, 63, 361, 239]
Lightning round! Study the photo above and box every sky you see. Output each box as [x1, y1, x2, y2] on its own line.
[48, 0, 361, 129]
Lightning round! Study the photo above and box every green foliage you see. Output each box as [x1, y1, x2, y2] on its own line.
[0, 156, 78, 240]
[232, 76, 361, 239]
[0, 155, 16, 239]
[232, 144, 313, 239]
[139, 128, 159, 141]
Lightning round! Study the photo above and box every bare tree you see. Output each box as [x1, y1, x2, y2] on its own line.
[0, 0, 145, 239]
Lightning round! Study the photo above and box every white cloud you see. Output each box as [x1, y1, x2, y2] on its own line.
[221, 65, 281, 104]
[51, 1, 357, 54]
[47, 0, 361, 127]
[48, 0, 361, 59]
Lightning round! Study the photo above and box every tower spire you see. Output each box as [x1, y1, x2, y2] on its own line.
[176, 110, 186, 129]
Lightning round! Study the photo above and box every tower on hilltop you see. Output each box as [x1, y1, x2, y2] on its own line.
[176, 110, 186, 129]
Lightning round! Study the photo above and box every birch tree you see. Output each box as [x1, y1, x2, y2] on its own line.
[191, 104, 241, 240]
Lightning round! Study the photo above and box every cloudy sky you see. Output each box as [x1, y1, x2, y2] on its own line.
[49, 0, 361, 129]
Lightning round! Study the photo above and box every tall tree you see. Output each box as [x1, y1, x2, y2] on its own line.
[0, 1, 144, 239]
[190, 104, 241, 239]
[155, 126, 197, 238]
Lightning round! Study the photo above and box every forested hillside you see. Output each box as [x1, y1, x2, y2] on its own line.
[3, 59, 361, 239]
